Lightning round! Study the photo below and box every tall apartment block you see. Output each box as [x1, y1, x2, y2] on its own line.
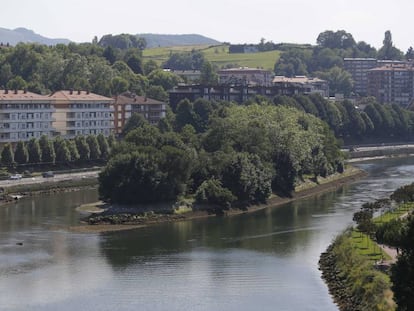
[367, 63, 414, 107]
[343, 58, 377, 96]
[0, 89, 55, 143]
[49, 90, 114, 138]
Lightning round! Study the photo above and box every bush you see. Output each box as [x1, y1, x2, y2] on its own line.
[195, 178, 236, 208]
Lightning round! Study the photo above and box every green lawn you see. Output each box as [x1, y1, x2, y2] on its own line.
[351, 230, 390, 261]
[143, 44, 281, 71]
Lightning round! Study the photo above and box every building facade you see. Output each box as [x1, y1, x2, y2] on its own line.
[218, 67, 272, 86]
[0, 89, 55, 143]
[49, 90, 114, 138]
[344, 58, 377, 96]
[367, 64, 414, 107]
[272, 76, 329, 97]
[112, 93, 167, 134]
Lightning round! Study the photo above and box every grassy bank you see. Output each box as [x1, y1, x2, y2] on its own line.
[319, 230, 396, 311]
[143, 44, 281, 70]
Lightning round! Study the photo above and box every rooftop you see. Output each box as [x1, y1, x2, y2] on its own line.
[114, 93, 166, 105]
[272, 76, 326, 84]
[0, 89, 51, 101]
[49, 90, 113, 101]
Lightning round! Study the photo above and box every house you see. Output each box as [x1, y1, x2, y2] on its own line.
[112, 92, 167, 134]
[49, 90, 114, 138]
[0, 89, 55, 143]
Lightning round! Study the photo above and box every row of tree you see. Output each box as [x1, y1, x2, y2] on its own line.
[271, 94, 414, 142]
[0, 133, 114, 167]
[99, 99, 344, 208]
[352, 183, 414, 310]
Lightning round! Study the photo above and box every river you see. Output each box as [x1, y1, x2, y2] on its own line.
[1, 157, 414, 311]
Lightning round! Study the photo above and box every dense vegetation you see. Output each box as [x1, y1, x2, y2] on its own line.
[271, 94, 414, 143]
[348, 183, 414, 311]
[98, 99, 344, 206]
[319, 230, 396, 311]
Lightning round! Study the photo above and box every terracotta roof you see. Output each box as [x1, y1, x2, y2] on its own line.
[114, 93, 166, 105]
[0, 90, 51, 101]
[49, 90, 113, 101]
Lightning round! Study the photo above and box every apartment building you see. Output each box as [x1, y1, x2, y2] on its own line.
[112, 92, 167, 134]
[272, 76, 329, 97]
[218, 67, 272, 86]
[50, 90, 114, 138]
[367, 63, 414, 107]
[344, 58, 377, 96]
[0, 89, 55, 143]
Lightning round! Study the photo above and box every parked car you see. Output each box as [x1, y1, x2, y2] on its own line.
[42, 171, 54, 178]
[9, 174, 22, 180]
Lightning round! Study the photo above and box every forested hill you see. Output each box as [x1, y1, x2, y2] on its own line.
[0, 27, 71, 46]
[137, 33, 220, 48]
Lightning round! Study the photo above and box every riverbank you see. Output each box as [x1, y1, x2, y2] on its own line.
[319, 230, 396, 311]
[71, 166, 367, 233]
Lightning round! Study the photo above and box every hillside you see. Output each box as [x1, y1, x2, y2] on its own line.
[0, 27, 71, 46]
[138, 33, 220, 48]
[143, 44, 280, 70]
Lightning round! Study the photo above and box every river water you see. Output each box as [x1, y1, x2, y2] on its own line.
[1, 157, 414, 311]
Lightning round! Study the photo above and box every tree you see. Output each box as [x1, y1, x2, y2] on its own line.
[75, 136, 90, 161]
[111, 76, 129, 95]
[195, 178, 236, 209]
[122, 112, 148, 136]
[391, 216, 414, 311]
[316, 66, 354, 96]
[199, 61, 218, 85]
[406, 47, 414, 61]
[316, 30, 356, 49]
[1, 144, 14, 167]
[67, 140, 80, 162]
[6, 76, 28, 90]
[27, 138, 41, 164]
[14, 141, 28, 165]
[39, 135, 56, 164]
[377, 30, 403, 60]
[54, 137, 71, 163]
[86, 135, 101, 160]
[97, 133, 110, 160]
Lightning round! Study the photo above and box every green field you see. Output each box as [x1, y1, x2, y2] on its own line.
[143, 44, 281, 71]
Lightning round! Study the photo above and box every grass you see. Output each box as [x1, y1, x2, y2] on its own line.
[143, 44, 281, 70]
[351, 230, 390, 261]
[373, 202, 414, 224]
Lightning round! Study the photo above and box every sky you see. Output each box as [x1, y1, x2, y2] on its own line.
[1, 0, 413, 51]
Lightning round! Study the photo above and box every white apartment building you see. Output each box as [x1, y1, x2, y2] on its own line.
[0, 89, 55, 143]
[50, 90, 114, 138]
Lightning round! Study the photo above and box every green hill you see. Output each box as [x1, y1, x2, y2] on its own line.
[143, 44, 280, 71]
[138, 34, 220, 48]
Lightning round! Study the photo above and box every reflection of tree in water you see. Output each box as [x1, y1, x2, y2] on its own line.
[99, 189, 338, 269]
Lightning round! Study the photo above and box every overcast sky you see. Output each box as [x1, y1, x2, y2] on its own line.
[2, 0, 413, 51]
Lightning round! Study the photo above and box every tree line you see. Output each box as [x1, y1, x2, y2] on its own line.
[0, 41, 184, 102]
[0, 133, 114, 168]
[271, 94, 414, 143]
[352, 183, 414, 311]
[98, 98, 344, 209]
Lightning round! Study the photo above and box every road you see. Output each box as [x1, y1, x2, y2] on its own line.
[0, 170, 100, 188]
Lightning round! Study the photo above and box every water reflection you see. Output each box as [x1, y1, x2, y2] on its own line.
[1, 157, 414, 310]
